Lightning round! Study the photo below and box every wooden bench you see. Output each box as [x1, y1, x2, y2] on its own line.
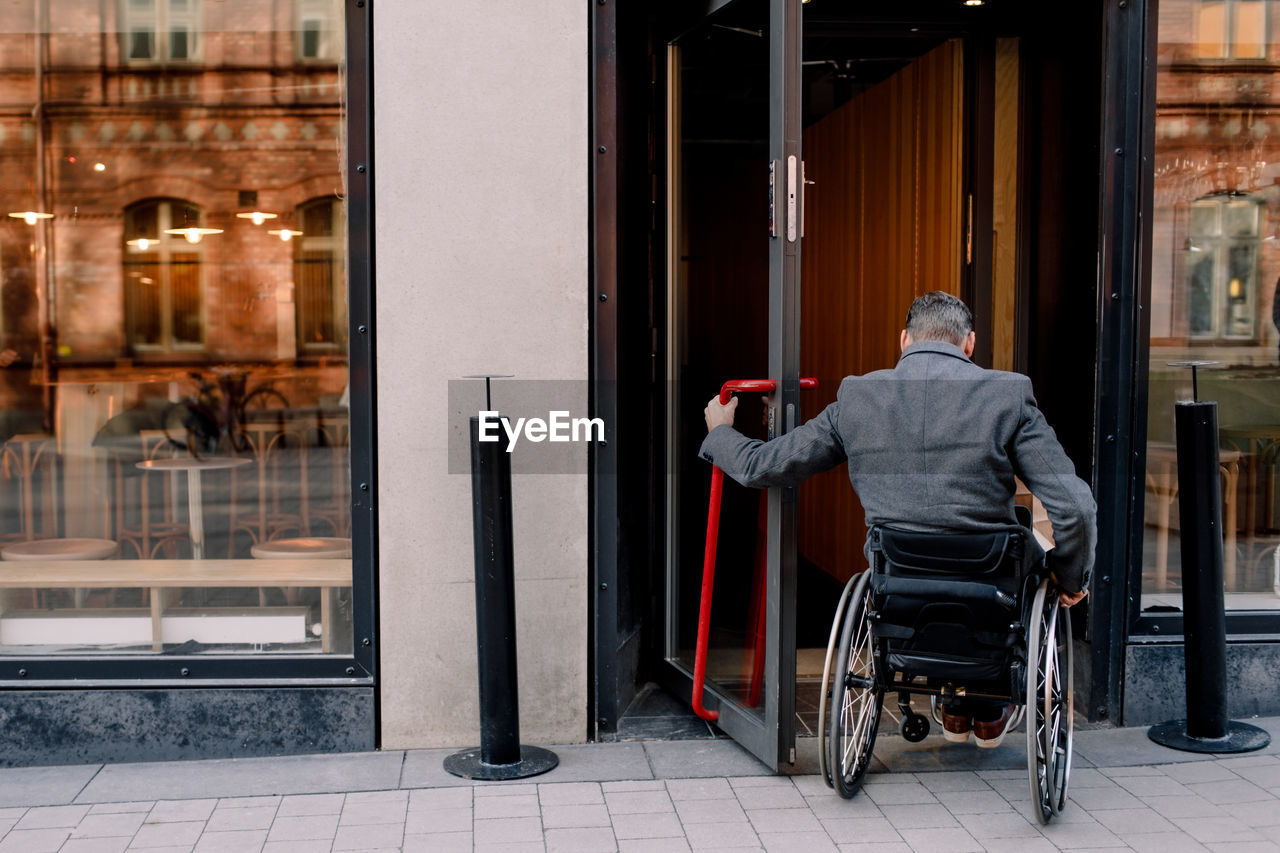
[0, 558, 351, 653]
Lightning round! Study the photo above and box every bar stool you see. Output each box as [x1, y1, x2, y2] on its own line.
[307, 415, 349, 538]
[111, 430, 191, 559]
[229, 420, 307, 554]
[250, 536, 351, 560]
[1, 537, 118, 608]
[250, 537, 351, 640]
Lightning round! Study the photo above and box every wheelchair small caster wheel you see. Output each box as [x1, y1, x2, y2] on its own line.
[900, 712, 930, 742]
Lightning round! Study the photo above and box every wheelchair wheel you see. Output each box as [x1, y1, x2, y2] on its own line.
[1026, 579, 1073, 825]
[818, 572, 861, 788]
[829, 571, 883, 799]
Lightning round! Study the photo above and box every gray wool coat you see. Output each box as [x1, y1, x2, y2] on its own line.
[698, 341, 1098, 593]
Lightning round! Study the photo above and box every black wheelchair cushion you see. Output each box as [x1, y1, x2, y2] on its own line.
[877, 527, 1019, 577]
[873, 575, 1017, 611]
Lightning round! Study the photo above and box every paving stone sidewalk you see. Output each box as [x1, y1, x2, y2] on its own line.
[0, 716, 1276, 853]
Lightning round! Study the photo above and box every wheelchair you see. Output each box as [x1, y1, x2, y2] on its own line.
[817, 517, 1073, 825]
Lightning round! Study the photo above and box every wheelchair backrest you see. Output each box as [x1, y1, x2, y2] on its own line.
[867, 524, 1037, 685]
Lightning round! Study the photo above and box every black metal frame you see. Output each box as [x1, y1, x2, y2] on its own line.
[1090, 0, 1156, 724]
[0, 0, 378, 688]
[1133, 611, 1280, 640]
[589, 0, 621, 740]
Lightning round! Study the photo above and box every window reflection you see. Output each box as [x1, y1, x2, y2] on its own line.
[1196, 0, 1268, 60]
[1185, 195, 1261, 342]
[124, 199, 206, 351]
[123, 0, 202, 64]
[0, 1, 351, 656]
[1145, 0, 1280, 612]
[297, 0, 342, 62]
[295, 198, 346, 353]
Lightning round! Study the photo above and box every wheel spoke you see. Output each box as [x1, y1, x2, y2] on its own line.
[829, 575, 882, 799]
[838, 600, 875, 778]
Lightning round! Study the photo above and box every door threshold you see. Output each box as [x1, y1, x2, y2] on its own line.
[603, 682, 728, 742]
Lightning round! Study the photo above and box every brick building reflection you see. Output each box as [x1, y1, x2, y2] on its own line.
[0, 0, 348, 559]
[1152, 0, 1279, 355]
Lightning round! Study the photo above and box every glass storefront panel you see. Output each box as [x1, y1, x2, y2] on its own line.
[1143, 0, 1280, 612]
[0, 0, 352, 655]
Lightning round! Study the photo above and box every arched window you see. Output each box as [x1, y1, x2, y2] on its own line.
[294, 197, 346, 352]
[123, 199, 207, 352]
[1185, 192, 1263, 342]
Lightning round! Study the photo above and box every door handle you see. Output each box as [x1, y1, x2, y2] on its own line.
[693, 376, 817, 722]
[787, 155, 798, 242]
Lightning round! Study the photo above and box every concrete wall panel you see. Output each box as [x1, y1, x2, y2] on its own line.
[374, 2, 590, 748]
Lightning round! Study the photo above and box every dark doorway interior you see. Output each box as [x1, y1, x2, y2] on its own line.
[599, 0, 1104, 742]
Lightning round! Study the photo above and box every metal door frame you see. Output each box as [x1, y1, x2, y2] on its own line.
[656, 0, 803, 769]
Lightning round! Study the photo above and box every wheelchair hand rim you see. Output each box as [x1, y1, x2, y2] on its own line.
[818, 571, 864, 789]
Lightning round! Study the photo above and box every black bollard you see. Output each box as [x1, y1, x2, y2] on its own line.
[1148, 391, 1269, 753]
[443, 413, 558, 780]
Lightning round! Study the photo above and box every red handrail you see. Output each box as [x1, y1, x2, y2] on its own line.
[693, 376, 816, 722]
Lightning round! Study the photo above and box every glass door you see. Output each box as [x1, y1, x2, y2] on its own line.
[664, 0, 802, 769]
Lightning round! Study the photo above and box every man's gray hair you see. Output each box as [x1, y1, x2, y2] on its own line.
[905, 291, 973, 345]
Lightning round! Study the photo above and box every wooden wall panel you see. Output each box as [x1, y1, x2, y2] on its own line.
[798, 41, 964, 583]
[992, 38, 1021, 371]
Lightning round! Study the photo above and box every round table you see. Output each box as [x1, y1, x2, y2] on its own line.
[136, 457, 251, 559]
[251, 537, 352, 559]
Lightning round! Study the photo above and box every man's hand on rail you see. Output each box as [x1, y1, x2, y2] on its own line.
[1050, 572, 1089, 609]
[704, 394, 738, 433]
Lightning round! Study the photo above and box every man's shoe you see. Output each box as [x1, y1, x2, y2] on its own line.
[940, 708, 971, 744]
[972, 704, 1017, 748]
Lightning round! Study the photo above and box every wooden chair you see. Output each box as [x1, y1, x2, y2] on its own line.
[0, 434, 119, 607]
[1144, 441, 1241, 590]
[0, 434, 59, 543]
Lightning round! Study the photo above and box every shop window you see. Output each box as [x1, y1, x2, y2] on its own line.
[123, 199, 206, 352]
[1144, 1, 1280, 620]
[297, 0, 342, 61]
[122, 0, 201, 63]
[1196, 0, 1268, 59]
[295, 198, 346, 352]
[0, 0, 361, 673]
[1186, 194, 1262, 343]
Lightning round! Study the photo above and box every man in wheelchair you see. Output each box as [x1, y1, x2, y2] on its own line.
[700, 291, 1095, 756]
